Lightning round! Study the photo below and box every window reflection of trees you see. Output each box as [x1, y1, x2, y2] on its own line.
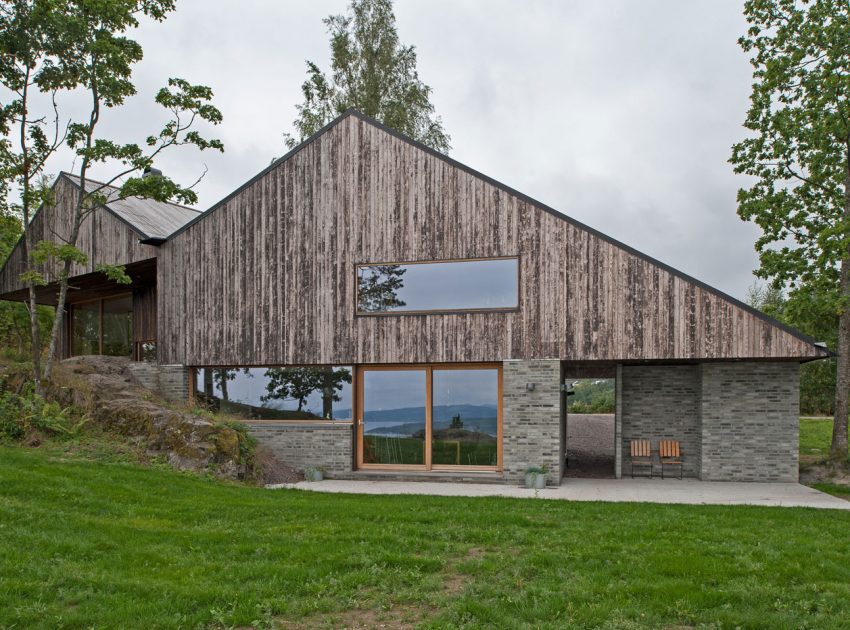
[195, 366, 352, 421]
[357, 265, 406, 312]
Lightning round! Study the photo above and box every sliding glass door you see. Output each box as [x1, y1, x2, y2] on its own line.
[357, 364, 501, 471]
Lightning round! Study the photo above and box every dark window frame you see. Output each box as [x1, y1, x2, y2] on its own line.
[354, 255, 521, 317]
[69, 293, 133, 358]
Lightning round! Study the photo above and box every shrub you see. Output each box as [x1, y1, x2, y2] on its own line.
[0, 386, 85, 442]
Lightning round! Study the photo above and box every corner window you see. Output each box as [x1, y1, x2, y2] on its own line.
[356, 257, 519, 314]
[193, 366, 353, 422]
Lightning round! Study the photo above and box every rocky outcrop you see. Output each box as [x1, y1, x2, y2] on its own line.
[47, 356, 258, 481]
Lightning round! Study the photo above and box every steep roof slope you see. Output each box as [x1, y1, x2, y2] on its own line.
[156, 110, 829, 364]
[63, 174, 202, 239]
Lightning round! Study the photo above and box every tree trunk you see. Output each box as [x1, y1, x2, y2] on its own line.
[833, 261, 850, 459]
[832, 153, 850, 459]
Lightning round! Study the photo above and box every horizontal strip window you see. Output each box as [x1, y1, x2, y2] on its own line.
[192, 366, 353, 423]
[356, 257, 519, 314]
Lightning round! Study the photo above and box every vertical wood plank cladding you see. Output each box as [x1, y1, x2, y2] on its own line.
[132, 285, 157, 342]
[157, 115, 824, 366]
[0, 177, 158, 296]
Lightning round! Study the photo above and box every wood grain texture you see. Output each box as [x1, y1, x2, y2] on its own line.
[145, 114, 824, 365]
[0, 177, 159, 298]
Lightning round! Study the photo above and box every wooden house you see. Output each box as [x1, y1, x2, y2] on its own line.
[0, 110, 828, 483]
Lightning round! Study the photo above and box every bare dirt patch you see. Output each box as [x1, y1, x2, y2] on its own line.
[256, 445, 303, 484]
[277, 547, 485, 629]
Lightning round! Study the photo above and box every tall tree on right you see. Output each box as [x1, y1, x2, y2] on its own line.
[731, 0, 850, 459]
[285, 0, 450, 153]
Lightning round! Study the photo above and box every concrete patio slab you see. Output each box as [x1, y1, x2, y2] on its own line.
[268, 478, 850, 510]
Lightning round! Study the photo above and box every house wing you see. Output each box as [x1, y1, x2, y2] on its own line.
[0, 174, 195, 300]
[153, 110, 831, 364]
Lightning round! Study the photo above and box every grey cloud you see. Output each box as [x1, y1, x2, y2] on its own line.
[27, 0, 762, 300]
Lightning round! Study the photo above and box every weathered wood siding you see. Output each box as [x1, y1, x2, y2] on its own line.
[133, 285, 157, 342]
[158, 114, 825, 365]
[0, 176, 158, 297]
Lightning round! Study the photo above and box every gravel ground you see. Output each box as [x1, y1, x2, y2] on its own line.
[565, 413, 615, 478]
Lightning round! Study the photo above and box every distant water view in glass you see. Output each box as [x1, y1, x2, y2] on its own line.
[360, 366, 500, 469]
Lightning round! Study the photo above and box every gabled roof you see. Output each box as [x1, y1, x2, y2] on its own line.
[163, 108, 829, 355]
[62, 173, 202, 239]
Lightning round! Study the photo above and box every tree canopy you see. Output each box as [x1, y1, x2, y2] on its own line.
[285, 0, 450, 153]
[730, 0, 850, 457]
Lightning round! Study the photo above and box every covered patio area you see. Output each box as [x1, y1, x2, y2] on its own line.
[269, 478, 850, 510]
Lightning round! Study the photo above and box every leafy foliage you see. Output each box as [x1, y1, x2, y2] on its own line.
[285, 0, 450, 153]
[0, 385, 82, 441]
[0, 0, 224, 385]
[730, 0, 850, 456]
[567, 379, 615, 414]
[262, 367, 352, 418]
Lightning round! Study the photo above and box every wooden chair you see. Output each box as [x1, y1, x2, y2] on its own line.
[629, 439, 653, 478]
[659, 440, 683, 479]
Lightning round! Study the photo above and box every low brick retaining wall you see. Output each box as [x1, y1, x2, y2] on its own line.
[247, 422, 354, 477]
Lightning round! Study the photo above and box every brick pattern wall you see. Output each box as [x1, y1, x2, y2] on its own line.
[700, 362, 799, 482]
[502, 359, 562, 485]
[620, 365, 701, 478]
[128, 363, 189, 403]
[248, 423, 353, 477]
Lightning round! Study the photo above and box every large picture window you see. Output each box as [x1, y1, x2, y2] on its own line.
[70, 295, 132, 358]
[193, 366, 353, 422]
[356, 257, 519, 314]
[357, 364, 501, 470]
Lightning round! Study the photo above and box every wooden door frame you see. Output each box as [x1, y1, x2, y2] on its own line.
[356, 363, 503, 472]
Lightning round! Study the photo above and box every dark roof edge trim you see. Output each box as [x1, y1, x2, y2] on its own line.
[139, 237, 167, 246]
[59, 173, 153, 240]
[165, 111, 359, 241]
[166, 108, 830, 355]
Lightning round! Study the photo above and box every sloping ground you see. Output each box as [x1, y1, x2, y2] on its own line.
[2, 447, 850, 628]
[1, 356, 298, 483]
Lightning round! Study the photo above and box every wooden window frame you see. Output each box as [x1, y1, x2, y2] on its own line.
[69, 292, 133, 357]
[356, 363, 503, 473]
[354, 255, 521, 317]
[187, 365, 356, 426]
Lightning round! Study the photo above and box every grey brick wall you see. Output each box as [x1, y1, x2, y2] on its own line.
[248, 423, 353, 476]
[620, 365, 702, 478]
[502, 359, 562, 485]
[700, 362, 799, 482]
[128, 363, 190, 403]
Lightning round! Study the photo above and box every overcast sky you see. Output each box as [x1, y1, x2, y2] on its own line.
[37, 0, 762, 300]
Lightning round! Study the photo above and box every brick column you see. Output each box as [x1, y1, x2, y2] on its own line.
[502, 359, 562, 485]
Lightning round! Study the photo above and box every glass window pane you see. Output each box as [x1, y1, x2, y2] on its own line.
[357, 258, 518, 313]
[361, 370, 426, 465]
[102, 295, 132, 357]
[72, 301, 100, 355]
[194, 366, 353, 421]
[431, 369, 499, 467]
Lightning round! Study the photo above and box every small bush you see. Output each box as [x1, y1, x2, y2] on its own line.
[215, 419, 258, 464]
[0, 386, 85, 442]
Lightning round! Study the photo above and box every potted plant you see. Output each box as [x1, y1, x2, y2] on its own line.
[304, 466, 326, 482]
[524, 465, 548, 489]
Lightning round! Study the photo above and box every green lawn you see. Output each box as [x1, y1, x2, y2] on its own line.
[3, 448, 850, 628]
[800, 417, 834, 457]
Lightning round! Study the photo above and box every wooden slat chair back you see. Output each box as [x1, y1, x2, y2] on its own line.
[659, 439, 683, 480]
[629, 439, 653, 478]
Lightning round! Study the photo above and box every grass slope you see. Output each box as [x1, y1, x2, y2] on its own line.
[2, 448, 850, 628]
